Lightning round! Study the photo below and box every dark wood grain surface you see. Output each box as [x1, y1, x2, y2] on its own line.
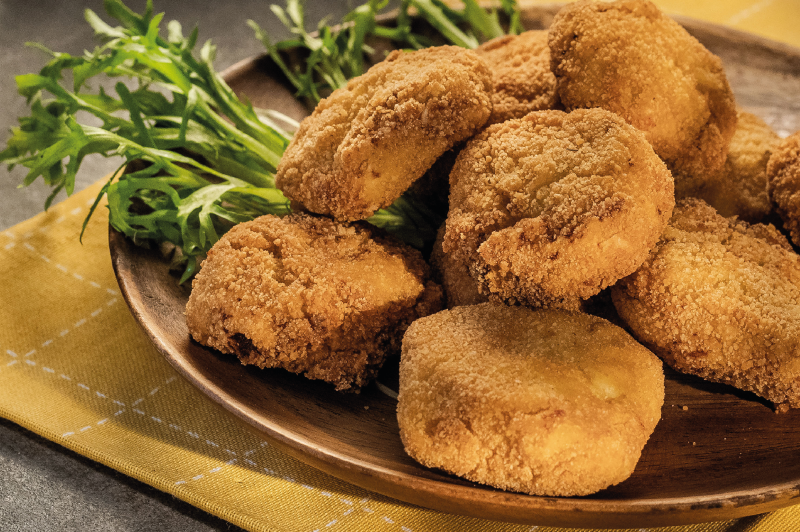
[110, 6, 800, 529]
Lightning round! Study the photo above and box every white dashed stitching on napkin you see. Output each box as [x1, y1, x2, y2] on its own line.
[14, 239, 119, 295]
[727, 0, 775, 25]
[4, 298, 119, 363]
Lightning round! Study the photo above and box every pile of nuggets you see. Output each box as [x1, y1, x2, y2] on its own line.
[185, 0, 800, 497]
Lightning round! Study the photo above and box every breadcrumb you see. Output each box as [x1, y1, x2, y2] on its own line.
[612, 199, 800, 410]
[276, 46, 492, 221]
[186, 214, 443, 391]
[548, 0, 737, 197]
[695, 110, 778, 222]
[475, 30, 560, 125]
[430, 223, 487, 308]
[444, 108, 674, 308]
[767, 131, 800, 246]
[398, 303, 664, 496]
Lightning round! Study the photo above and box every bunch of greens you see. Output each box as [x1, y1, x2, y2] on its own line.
[251, 0, 521, 104]
[1, 0, 294, 281]
[1, 0, 520, 281]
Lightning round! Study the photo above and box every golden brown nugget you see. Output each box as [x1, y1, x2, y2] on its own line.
[432, 223, 584, 311]
[695, 110, 779, 222]
[612, 199, 800, 411]
[548, 0, 737, 197]
[475, 30, 559, 125]
[186, 214, 443, 391]
[430, 223, 487, 308]
[398, 303, 665, 496]
[444, 108, 674, 308]
[276, 46, 493, 221]
[767, 131, 800, 246]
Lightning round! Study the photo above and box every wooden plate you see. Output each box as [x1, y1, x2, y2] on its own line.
[109, 6, 800, 529]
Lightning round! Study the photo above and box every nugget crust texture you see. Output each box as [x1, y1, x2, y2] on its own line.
[275, 46, 493, 221]
[767, 131, 800, 246]
[612, 199, 800, 411]
[398, 303, 664, 496]
[695, 111, 778, 222]
[430, 224, 488, 308]
[443, 108, 674, 308]
[186, 214, 443, 391]
[475, 30, 559, 125]
[548, 0, 737, 197]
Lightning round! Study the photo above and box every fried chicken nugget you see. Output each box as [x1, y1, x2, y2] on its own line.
[398, 303, 665, 496]
[475, 30, 559, 126]
[185, 214, 443, 391]
[611, 198, 800, 411]
[694, 110, 779, 222]
[443, 108, 674, 308]
[275, 46, 493, 221]
[432, 222, 586, 311]
[548, 0, 737, 197]
[430, 223, 487, 308]
[767, 131, 800, 246]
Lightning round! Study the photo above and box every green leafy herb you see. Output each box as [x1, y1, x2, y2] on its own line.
[250, 0, 521, 104]
[249, 0, 391, 102]
[2, 0, 293, 282]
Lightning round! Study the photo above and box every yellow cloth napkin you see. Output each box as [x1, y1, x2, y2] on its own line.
[2, 3, 800, 532]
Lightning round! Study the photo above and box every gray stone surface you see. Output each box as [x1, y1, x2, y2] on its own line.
[0, 1, 350, 530]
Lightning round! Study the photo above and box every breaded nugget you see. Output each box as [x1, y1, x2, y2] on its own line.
[185, 214, 443, 391]
[275, 46, 493, 221]
[430, 223, 487, 308]
[475, 30, 559, 125]
[443, 108, 674, 308]
[694, 111, 778, 222]
[548, 0, 737, 197]
[611, 199, 800, 411]
[767, 131, 800, 246]
[432, 222, 585, 311]
[398, 303, 664, 496]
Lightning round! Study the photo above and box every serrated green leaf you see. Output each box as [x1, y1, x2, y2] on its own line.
[115, 82, 156, 147]
[85, 8, 125, 39]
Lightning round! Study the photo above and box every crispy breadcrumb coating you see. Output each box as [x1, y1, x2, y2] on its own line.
[186, 214, 443, 391]
[548, 0, 737, 197]
[398, 303, 664, 496]
[767, 131, 800, 246]
[443, 108, 674, 308]
[475, 30, 559, 125]
[430, 224, 487, 308]
[275, 46, 493, 221]
[694, 110, 778, 222]
[611, 199, 800, 411]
